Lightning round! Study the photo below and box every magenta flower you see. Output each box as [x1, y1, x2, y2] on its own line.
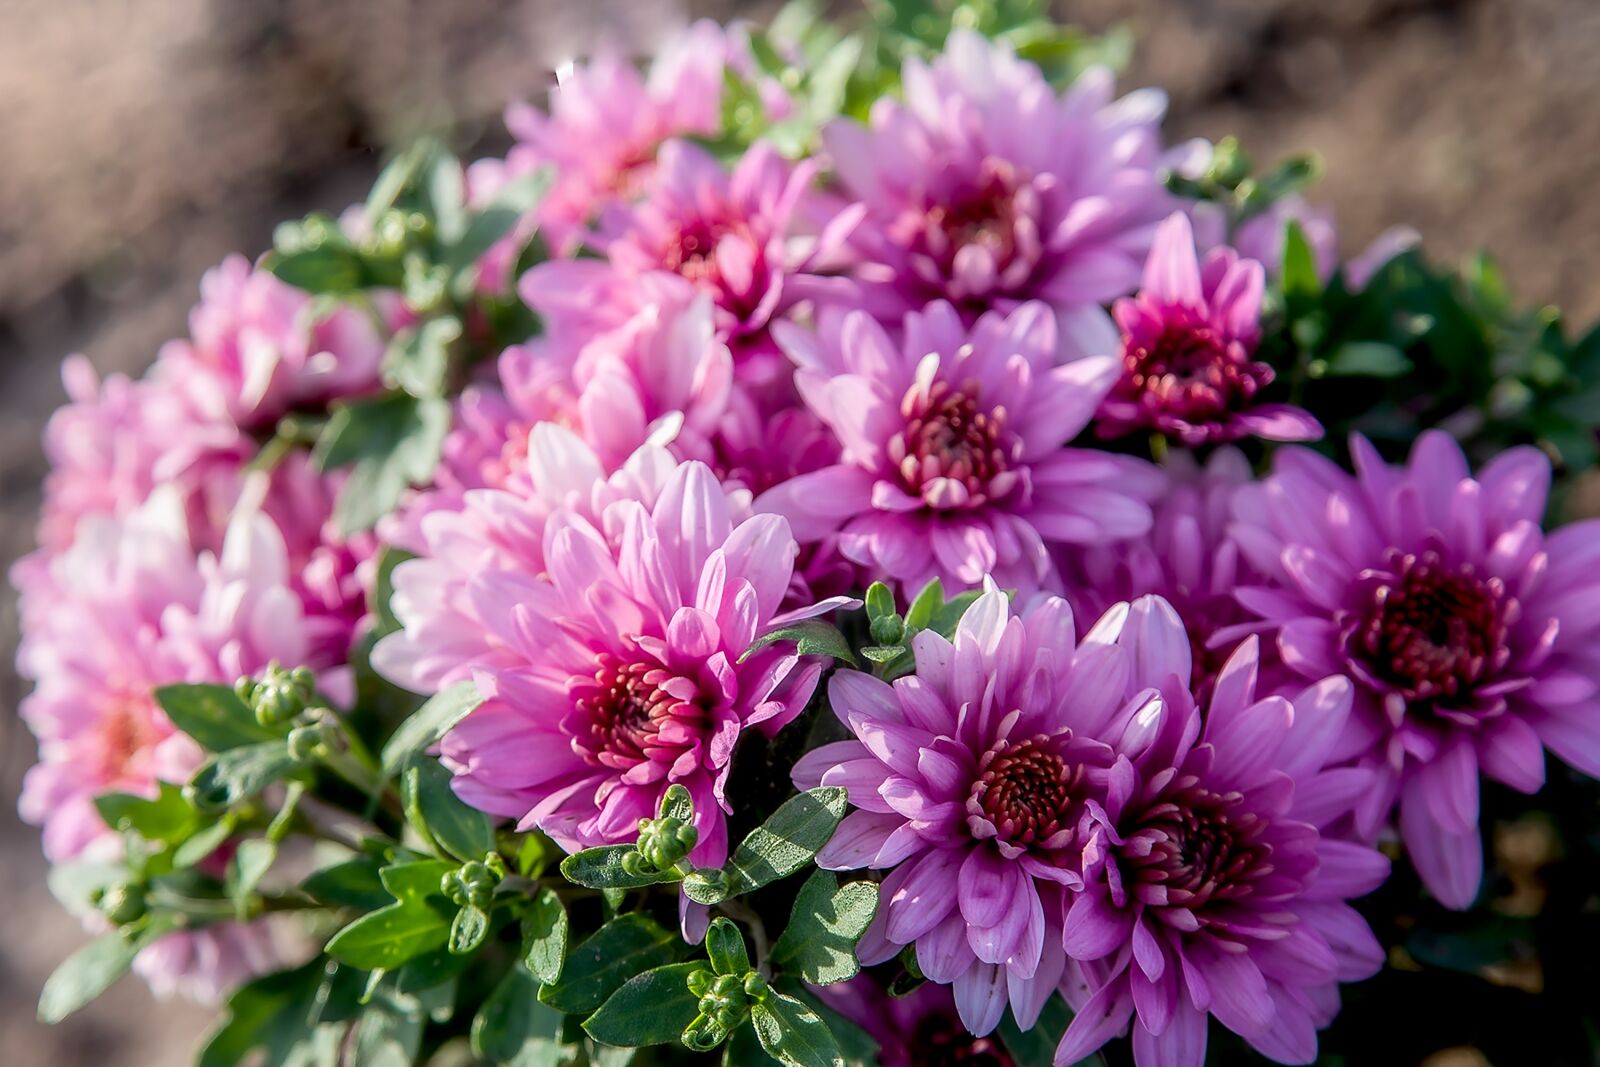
[1228, 431, 1600, 908]
[815, 978, 1018, 1067]
[757, 301, 1162, 595]
[825, 28, 1182, 336]
[487, 21, 729, 265]
[1054, 626, 1387, 1067]
[793, 585, 1168, 1035]
[1193, 196, 1419, 292]
[1095, 212, 1321, 446]
[532, 139, 858, 367]
[1059, 448, 1277, 700]
[131, 923, 281, 1004]
[154, 254, 384, 432]
[392, 457, 832, 865]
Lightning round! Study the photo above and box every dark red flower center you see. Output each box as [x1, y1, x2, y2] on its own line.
[930, 170, 1022, 268]
[1127, 786, 1271, 912]
[1111, 308, 1272, 440]
[1351, 550, 1515, 705]
[968, 736, 1082, 848]
[897, 158, 1042, 306]
[890, 380, 1019, 509]
[908, 1014, 1015, 1067]
[569, 654, 705, 771]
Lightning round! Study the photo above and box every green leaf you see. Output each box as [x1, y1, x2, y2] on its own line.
[1281, 220, 1322, 304]
[472, 963, 566, 1067]
[38, 922, 170, 1022]
[751, 992, 844, 1067]
[743, 620, 857, 666]
[582, 962, 704, 1048]
[720, 787, 849, 899]
[446, 168, 554, 289]
[771, 871, 878, 985]
[559, 845, 677, 890]
[1322, 341, 1414, 379]
[188, 741, 300, 811]
[266, 245, 367, 295]
[402, 754, 496, 863]
[380, 680, 483, 777]
[314, 393, 451, 536]
[999, 996, 1096, 1065]
[522, 887, 569, 985]
[706, 918, 751, 977]
[539, 913, 686, 1015]
[386, 316, 462, 400]
[155, 683, 282, 751]
[449, 904, 490, 955]
[659, 783, 695, 823]
[420, 144, 468, 245]
[94, 781, 200, 843]
[199, 959, 354, 1067]
[303, 857, 391, 910]
[324, 860, 457, 970]
[228, 839, 278, 918]
[903, 579, 946, 631]
[326, 901, 453, 971]
[777, 982, 879, 1066]
[806, 36, 864, 123]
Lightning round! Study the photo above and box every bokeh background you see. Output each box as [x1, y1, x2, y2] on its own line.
[1, 0, 1595, 1062]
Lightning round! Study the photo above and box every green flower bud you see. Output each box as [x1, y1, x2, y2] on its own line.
[241, 663, 317, 727]
[99, 883, 147, 926]
[742, 973, 770, 1001]
[634, 813, 699, 872]
[869, 612, 905, 645]
[286, 721, 336, 763]
[686, 968, 715, 998]
[681, 1013, 726, 1051]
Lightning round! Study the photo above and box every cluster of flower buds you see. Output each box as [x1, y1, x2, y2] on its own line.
[235, 663, 316, 727]
[683, 968, 768, 1050]
[439, 855, 507, 911]
[623, 812, 700, 878]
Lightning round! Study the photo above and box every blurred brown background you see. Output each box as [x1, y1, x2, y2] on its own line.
[0, 0, 1594, 1062]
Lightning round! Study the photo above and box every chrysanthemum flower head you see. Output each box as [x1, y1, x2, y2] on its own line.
[155, 255, 384, 432]
[758, 300, 1162, 595]
[825, 28, 1183, 337]
[794, 584, 1178, 1035]
[1055, 625, 1387, 1067]
[385, 453, 837, 866]
[1096, 212, 1321, 446]
[1228, 430, 1600, 908]
[816, 978, 1018, 1067]
[492, 21, 729, 260]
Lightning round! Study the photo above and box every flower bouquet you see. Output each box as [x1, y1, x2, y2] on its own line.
[17, 2, 1600, 1065]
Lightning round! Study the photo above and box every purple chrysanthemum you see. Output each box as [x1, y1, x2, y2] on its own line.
[793, 585, 1176, 1035]
[816, 978, 1017, 1067]
[388, 456, 836, 866]
[1060, 448, 1267, 698]
[1096, 213, 1321, 446]
[1227, 431, 1600, 908]
[825, 28, 1187, 338]
[1055, 625, 1387, 1067]
[757, 301, 1162, 595]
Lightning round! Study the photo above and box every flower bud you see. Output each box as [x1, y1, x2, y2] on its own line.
[286, 721, 336, 763]
[245, 663, 317, 727]
[99, 883, 147, 926]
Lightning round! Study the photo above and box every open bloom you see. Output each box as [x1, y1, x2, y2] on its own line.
[482, 21, 728, 266]
[758, 301, 1162, 594]
[390, 457, 834, 866]
[153, 255, 384, 432]
[1227, 431, 1600, 908]
[1055, 618, 1387, 1067]
[794, 584, 1167, 1035]
[529, 138, 858, 387]
[1096, 213, 1320, 445]
[825, 28, 1184, 338]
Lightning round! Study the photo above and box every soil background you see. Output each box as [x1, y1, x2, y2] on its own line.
[0, 1, 1593, 1062]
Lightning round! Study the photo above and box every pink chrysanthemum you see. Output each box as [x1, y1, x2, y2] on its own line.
[1227, 431, 1600, 908]
[12, 489, 327, 999]
[825, 28, 1185, 336]
[1054, 619, 1387, 1067]
[1059, 448, 1265, 699]
[791, 585, 1151, 1035]
[1096, 213, 1321, 446]
[483, 21, 728, 267]
[131, 923, 282, 1005]
[531, 139, 858, 373]
[153, 255, 384, 432]
[757, 301, 1162, 595]
[395, 458, 832, 866]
